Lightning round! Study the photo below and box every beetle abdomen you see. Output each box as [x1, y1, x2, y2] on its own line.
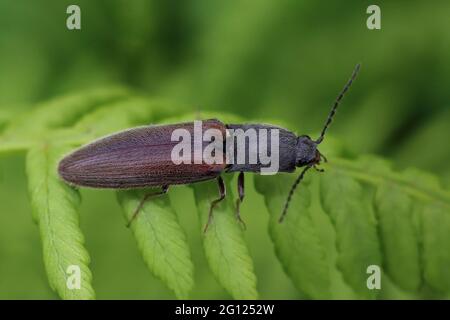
[58, 120, 227, 188]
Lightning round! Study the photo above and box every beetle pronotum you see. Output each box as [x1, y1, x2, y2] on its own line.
[59, 64, 360, 232]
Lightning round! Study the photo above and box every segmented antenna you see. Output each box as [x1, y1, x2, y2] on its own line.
[279, 166, 311, 223]
[316, 63, 361, 144]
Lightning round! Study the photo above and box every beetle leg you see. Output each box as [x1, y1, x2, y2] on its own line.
[204, 176, 226, 233]
[313, 165, 325, 173]
[235, 172, 246, 230]
[126, 185, 169, 227]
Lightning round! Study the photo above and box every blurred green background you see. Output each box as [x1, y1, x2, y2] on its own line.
[0, 0, 449, 299]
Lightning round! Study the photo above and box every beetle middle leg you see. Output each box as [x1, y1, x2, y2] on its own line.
[235, 171, 246, 230]
[204, 176, 226, 233]
[126, 185, 169, 227]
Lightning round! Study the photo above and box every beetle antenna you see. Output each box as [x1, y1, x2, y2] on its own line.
[279, 166, 311, 223]
[316, 63, 361, 144]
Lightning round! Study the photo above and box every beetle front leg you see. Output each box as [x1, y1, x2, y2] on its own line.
[126, 185, 169, 227]
[204, 176, 226, 233]
[235, 171, 246, 230]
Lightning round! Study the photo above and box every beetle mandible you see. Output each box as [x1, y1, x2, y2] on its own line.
[58, 64, 360, 232]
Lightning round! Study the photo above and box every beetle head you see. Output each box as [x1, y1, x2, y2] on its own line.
[295, 135, 321, 168]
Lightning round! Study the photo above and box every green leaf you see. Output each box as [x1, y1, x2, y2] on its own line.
[0, 87, 130, 153]
[26, 144, 94, 299]
[71, 97, 181, 141]
[374, 181, 421, 293]
[319, 168, 382, 299]
[117, 189, 194, 299]
[43, 98, 183, 148]
[422, 203, 450, 295]
[255, 171, 358, 299]
[255, 154, 450, 299]
[191, 177, 258, 299]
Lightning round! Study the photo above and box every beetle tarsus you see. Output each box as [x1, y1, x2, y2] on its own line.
[235, 198, 247, 230]
[235, 172, 246, 230]
[204, 176, 226, 233]
[319, 152, 328, 163]
[313, 165, 325, 173]
[126, 185, 169, 228]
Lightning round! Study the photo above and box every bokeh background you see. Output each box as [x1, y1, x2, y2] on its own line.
[0, 0, 449, 299]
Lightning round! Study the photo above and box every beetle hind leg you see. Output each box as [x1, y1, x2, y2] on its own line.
[235, 172, 246, 230]
[204, 176, 226, 233]
[126, 185, 169, 227]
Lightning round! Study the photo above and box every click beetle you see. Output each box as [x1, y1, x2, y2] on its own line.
[58, 64, 360, 231]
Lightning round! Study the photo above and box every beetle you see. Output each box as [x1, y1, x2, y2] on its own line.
[58, 64, 360, 232]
